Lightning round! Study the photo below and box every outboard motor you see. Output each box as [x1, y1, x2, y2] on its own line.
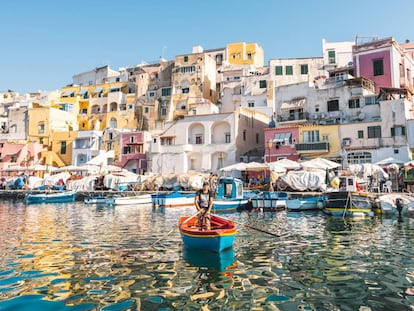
[395, 198, 404, 218]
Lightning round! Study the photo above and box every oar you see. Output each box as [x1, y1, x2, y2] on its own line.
[215, 214, 286, 238]
[150, 211, 199, 248]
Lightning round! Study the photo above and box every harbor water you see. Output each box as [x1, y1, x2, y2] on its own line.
[1, 200, 414, 310]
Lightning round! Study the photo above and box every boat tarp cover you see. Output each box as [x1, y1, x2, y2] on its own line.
[278, 170, 326, 191]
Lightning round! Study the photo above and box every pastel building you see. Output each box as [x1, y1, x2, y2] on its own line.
[116, 131, 151, 174]
[72, 130, 103, 166]
[149, 107, 269, 174]
[226, 42, 264, 67]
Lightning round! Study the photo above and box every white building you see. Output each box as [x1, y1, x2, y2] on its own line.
[149, 107, 269, 174]
[321, 38, 354, 70]
[72, 130, 103, 166]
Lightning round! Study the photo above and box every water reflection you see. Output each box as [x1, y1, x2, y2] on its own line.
[1, 203, 414, 309]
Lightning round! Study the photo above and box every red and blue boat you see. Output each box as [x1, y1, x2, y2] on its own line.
[179, 215, 237, 253]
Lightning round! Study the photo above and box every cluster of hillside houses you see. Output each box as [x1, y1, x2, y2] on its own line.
[1, 36, 414, 175]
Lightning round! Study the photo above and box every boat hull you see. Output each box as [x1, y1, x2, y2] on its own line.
[151, 191, 196, 208]
[286, 195, 325, 212]
[251, 191, 289, 211]
[212, 199, 250, 212]
[113, 194, 152, 205]
[25, 191, 77, 204]
[179, 215, 236, 252]
[323, 191, 375, 217]
[84, 196, 114, 205]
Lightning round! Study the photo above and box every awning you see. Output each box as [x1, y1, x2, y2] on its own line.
[61, 90, 74, 97]
[93, 87, 103, 94]
[280, 98, 306, 110]
[78, 89, 88, 95]
[273, 132, 292, 143]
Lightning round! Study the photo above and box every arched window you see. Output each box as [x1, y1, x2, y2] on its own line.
[109, 117, 117, 128]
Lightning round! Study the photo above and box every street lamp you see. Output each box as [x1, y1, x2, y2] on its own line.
[267, 139, 273, 163]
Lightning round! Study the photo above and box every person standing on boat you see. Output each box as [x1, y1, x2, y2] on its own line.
[195, 182, 214, 230]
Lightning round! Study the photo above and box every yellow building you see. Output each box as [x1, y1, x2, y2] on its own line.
[27, 103, 78, 167]
[297, 124, 341, 160]
[226, 42, 264, 67]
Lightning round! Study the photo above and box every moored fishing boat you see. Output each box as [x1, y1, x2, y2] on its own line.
[251, 191, 289, 211]
[84, 196, 114, 205]
[286, 193, 325, 212]
[151, 191, 196, 208]
[212, 177, 250, 212]
[112, 193, 152, 205]
[179, 214, 237, 253]
[323, 191, 376, 217]
[25, 190, 77, 204]
[378, 194, 414, 216]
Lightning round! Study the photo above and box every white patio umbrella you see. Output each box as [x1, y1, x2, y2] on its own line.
[269, 158, 301, 170]
[375, 157, 406, 166]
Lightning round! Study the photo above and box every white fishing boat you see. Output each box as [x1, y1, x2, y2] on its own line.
[112, 193, 152, 205]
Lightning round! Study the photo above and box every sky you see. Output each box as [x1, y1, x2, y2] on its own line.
[1, 0, 413, 94]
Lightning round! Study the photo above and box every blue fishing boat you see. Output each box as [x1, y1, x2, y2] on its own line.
[251, 191, 290, 211]
[25, 190, 77, 204]
[212, 177, 250, 212]
[286, 193, 325, 212]
[151, 191, 196, 208]
[179, 215, 237, 253]
[323, 191, 375, 217]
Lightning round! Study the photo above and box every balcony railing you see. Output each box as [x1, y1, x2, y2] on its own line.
[277, 112, 309, 122]
[296, 142, 329, 153]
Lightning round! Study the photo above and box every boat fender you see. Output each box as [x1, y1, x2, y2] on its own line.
[316, 201, 324, 209]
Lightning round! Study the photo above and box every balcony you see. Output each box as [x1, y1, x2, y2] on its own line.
[277, 112, 309, 123]
[296, 142, 329, 154]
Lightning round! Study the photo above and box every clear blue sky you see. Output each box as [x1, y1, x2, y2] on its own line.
[1, 0, 413, 93]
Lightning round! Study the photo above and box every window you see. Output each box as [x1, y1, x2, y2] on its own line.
[373, 59, 384, 76]
[109, 118, 117, 128]
[327, 99, 339, 111]
[161, 87, 171, 96]
[358, 130, 364, 138]
[161, 107, 167, 117]
[300, 64, 308, 75]
[368, 126, 381, 138]
[123, 146, 131, 154]
[364, 96, 377, 105]
[303, 130, 320, 143]
[248, 102, 254, 107]
[130, 136, 135, 143]
[275, 66, 283, 75]
[247, 52, 252, 59]
[348, 98, 360, 109]
[182, 88, 189, 94]
[149, 91, 155, 97]
[195, 135, 203, 144]
[285, 66, 293, 75]
[225, 132, 231, 143]
[180, 65, 195, 73]
[109, 132, 113, 140]
[391, 126, 406, 137]
[145, 107, 149, 113]
[347, 152, 371, 164]
[184, 56, 188, 62]
[256, 133, 259, 144]
[60, 141, 66, 155]
[259, 80, 267, 88]
[38, 123, 45, 134]
[243, 130, 246, 141]
[328, 50, 336, 64]
[80, 108, 87, 114]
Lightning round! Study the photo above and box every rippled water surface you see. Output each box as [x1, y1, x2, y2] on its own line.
[1, 200, 414, 310]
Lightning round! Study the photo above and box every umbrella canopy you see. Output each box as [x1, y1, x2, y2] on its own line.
[375, 157, 406, 166]
[220, 162, 251, 172]
[300, 158, 341, 170]
[268, 158, 301, 170]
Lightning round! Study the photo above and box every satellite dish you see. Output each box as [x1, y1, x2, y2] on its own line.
[358, 112, 365, 120]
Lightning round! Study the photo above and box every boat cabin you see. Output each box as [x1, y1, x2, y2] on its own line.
[216, 177, 244, 200]
[338, 175, 358, 192]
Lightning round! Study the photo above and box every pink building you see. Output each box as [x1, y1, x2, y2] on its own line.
[353, 37, 414, 95]
[264, 127, 300, 162]
[0, 142, 44, 175]
[117, 132, 150, 174]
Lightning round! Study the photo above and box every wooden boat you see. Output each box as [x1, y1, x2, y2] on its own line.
[183, 247, 236, 271]
[323, 191, 375, 217]
[151, 191, 196, 208]
[286, 194, 325, 212]
[25, 190, 77, 204]
[212, 177, 250, 212]
[112, 193, 152, 205]
[251, 191, 289, 211]
[179, 215, 237, 252]
[84, 196, 114, 205]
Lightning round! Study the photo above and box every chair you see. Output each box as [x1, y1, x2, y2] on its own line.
[382, 180, 392, 193]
